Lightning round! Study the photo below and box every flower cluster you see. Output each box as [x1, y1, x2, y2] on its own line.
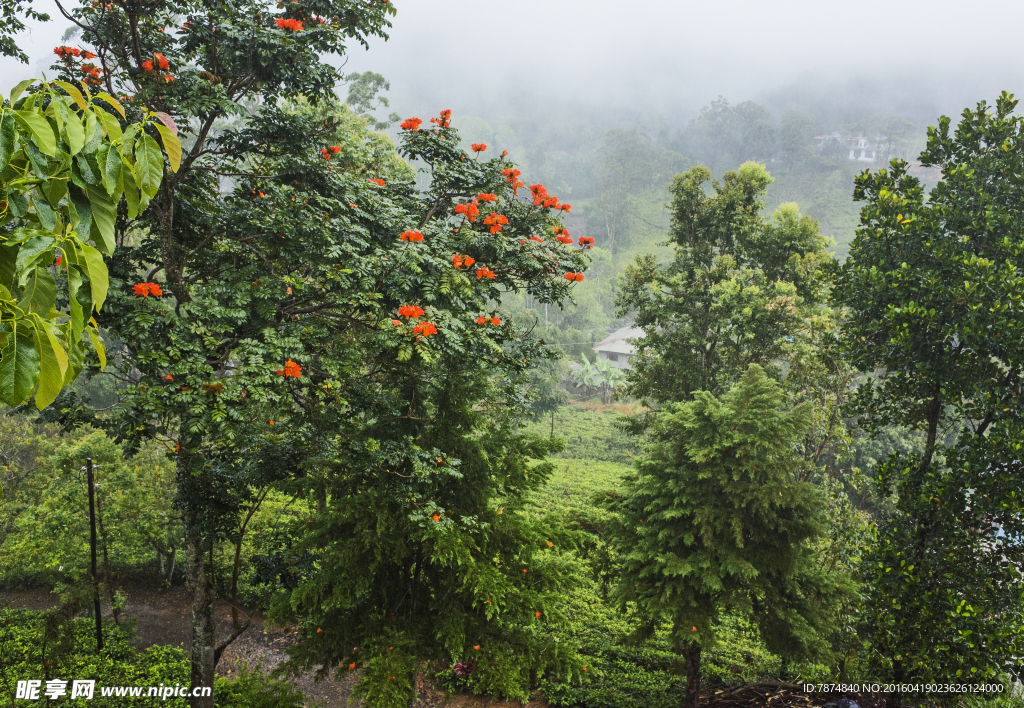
[140, 52, 173, 81]
[477, 193, 497, 203]
[400, 116, 423, 131]
[470, 143, 487, 153]
[529, 183, 570, 212]
[275, 17, 304, 30]
[275, 359, 302, 378]
[53, 46, 90, 59]
[54, 46, 104, 85]
[412, 322, 437, 338]
[475, 316, 501, 325]
[320, 145, 341, 160]
[578, 236, 595, 249]
[133, 282, 164, 297]
[482, 213, 508, 234]
[453, 200, 480, 222]
[563, 272, 585, 282]
[476, 267, 496, 280]
[501, 168, 525, 194]
[400, 230, 424, 242]
[554, 227, 573, 245]
[451, 254, 476, 269]
[398, 305, 425, 319]
[430, 109, 452, 128]
[368, 178, 385, 186]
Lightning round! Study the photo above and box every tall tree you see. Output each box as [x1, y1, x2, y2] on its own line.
[617, 162, 833, 406]
[602, 364, 853, 708]
[834, 92, 1024, 702]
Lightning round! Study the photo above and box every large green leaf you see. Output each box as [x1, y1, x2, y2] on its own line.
[101, 143, 124, 199]
[35, 321, 69, 409]
[31, 197, 57, 232]
[95, 93, 126, 119]
[67, 265, 85, 343]
[154, 123, 181, 172]
[63, 111, 86, 156]
[52, 81, 88, 111]
[0, 328, 40, 407]
[86, 183, 116, 254]
[94, 106, 123, 141]
[87, 319, 106, 370]
[15, 234, 55, 274]
[17, 266, 56, 316]
[8, 79, 36, 105]
[0, 113, 16, 172]
[135, 133, 164, 198]
[0, 245, 17, 291]
[12, 109, 56, 156]
[80, 243, 108, 311]
[69, 184, 93, 236]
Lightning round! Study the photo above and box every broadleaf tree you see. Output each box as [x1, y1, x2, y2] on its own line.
[834, 91, 1024, 703]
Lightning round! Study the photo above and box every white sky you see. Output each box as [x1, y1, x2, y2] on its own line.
[5, 0, 1022, 122]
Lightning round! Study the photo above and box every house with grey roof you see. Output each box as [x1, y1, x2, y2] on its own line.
[592, 326, 643, 370]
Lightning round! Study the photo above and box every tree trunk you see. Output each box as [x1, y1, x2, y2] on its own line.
[885, 660, 905, 708]
[185, 528, 215, 708]
[550, 408, 555, 438]
[682, 643, 701, 708]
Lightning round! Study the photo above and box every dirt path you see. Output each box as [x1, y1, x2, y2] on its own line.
[0, 584, 545, 708]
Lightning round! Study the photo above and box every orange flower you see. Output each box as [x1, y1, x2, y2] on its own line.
[473, 645, 480, 650]
[582, 667, 588, 671]
[165, 374, 174, 381]
[498, 509, 503, 514]
[154, 52, 169, 69]
[269, 420, 274, 425]
[400, 117, 423, 131]
[578, 236, 595, 248]
[141, 60, 153, 71]
[470, 143, 487, 152]
[349, 663, 356, 670]
[575, 273, 585, 282]
[692, 626, 697, 631]
[482, 213, 508, 234]
[399, 230, 424, 242]
[369, 178, 385, 186]
[432, 513, 440, 521]
[133, 282, 163, 297]
[316, 628, 322, 633]
[564, 273, 575, 281]
[330, 145, 341, 153]
[477, 193, 497, 203]
[275, 17, 303, 30]
[546, 541, 553, 547]
[453, 200, 480, 222]
[536, 611, 542, 618]
[476, 316, 486, 324]
[475, 267, 496, 280]
[412, 322, 438, 337]
[275, 359, 301, 378]
[392, 319, 401, 327]
[491, 317, 500, 326]
[522, 568, 527, 573]
[398, 305, 424, 319]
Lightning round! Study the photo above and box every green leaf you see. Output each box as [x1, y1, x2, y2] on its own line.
[154, 123, 181, 172]
[63, 111, 86, 156]
[23, 139, 49, 181]
[67, 265, 85, 343]
[0, 245, 17, 291]
[15, 234, 55, 273]
[9, 79, 36, 105]
[52, 81, 88, 111]
[95, 106, 123, 141]
[0, 329, 40, 407]
[74, 153, 101, 185]
[101, 144, 123, 198]
[95, 93, 126, 119]
[17, 266, 56, 316]
[31, 198, 57, 232]
[87, 319, 106, 370]
[80, 243, 108, 311]
[12, 109, 56, 156]
[123, 181, 140, 219]
[35, 321, 69, 409]
[0, 113, 16, 172]
[7, 192, 28, 218]
[135, 133, 163, 198]
[86, 184, 116, 254]
[68, 184, 93, 236]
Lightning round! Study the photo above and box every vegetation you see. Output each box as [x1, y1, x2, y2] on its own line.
[0, 3, 1022, 708]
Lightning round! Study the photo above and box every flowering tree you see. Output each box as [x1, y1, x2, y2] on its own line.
[0, 78, 175, 410]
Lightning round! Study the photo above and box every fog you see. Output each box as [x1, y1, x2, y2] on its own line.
[5, 0, 1024, 130]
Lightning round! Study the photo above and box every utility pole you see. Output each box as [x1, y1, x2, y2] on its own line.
[86, 457, 103, 651]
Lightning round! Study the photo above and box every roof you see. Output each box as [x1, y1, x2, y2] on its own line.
[593, 326, 644, 356]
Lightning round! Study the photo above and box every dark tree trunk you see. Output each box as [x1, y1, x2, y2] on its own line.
[683, 643, 701, 708]
[185, 527, 215, 708]
[885, 660, 905, 708]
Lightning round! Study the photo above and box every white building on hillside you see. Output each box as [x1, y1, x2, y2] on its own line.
[593, 326, 644, 369]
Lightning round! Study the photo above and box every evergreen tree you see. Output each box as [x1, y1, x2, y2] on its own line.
[602, 365, 853, 708]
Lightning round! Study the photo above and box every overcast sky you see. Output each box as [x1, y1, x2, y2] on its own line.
[5, 0, 1023, 126]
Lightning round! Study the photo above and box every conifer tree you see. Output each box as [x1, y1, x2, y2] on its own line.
[603, 365, 853, 708]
